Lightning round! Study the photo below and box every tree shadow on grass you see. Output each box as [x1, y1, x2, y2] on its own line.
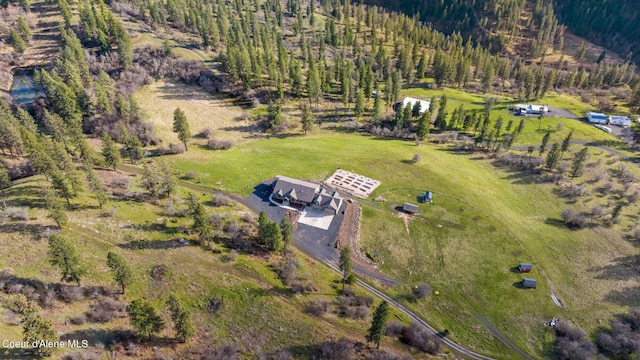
[587, 255, 640, 281]
[0, 348, 37, 359]
[0, 222, 58, 240]
[117, 238, 193, 250]
[604, 286, 640, 306]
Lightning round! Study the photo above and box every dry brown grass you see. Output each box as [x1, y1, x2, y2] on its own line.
[134, 81, 252, 146]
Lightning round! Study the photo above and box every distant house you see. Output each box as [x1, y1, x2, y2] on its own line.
[514, 104, 548, 115]
[528, 105, 549, 114]
[522, 278, 537, 288]
[403, 203, 419, 214]
[271, 176, 342, 214]
[401, 97, 430, 114]
[609, 115, 631, 127]
[586, 112, 608, 124]
[518, 263, 532, 273]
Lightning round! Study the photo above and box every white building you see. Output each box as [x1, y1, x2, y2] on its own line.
[608, 115, 631, 127]
[514, 104, 549, 115]
[401, 97, 430, 114]
[586, 112, 608, 124]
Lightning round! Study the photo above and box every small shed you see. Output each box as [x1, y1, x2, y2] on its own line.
[403, 203, 419, 214]
[522, 278, 537, 289]
[417, 191, 433, 203]
[518, 263, 532, 273]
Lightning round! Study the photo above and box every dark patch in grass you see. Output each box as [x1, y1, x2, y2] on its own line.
[604, 286, 640, 305]
[588, 255, 640, 281]
[118, 238, 191, 250]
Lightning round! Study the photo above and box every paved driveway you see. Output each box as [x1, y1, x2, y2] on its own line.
[243, 181, 345, 264]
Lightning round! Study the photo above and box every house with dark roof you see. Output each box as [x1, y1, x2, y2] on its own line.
[271, 176, 342, 214]
[522, 278, 537, 288]
[518, 263, 532, 273]
[403, 203, 419, 214]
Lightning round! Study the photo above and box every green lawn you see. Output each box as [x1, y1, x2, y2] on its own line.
[162, 130, 639, 358]
[0, 174, 418, 358]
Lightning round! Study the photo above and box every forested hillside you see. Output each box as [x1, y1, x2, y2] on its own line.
[554, 0, 640, 63]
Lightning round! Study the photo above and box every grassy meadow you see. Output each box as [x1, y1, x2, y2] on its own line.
[0, 174, 423, 359]
[153, 130, 637, 358]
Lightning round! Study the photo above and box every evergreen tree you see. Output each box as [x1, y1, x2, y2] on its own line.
[187, 193, 213, 242]
[570, 147, 589, 179]
[17, 17, 32, 40]
[301, 104, 313, 134]
[126, 300, 165, 341]
[48, 235, 85, 285]
[22, 315, 57, 357]
[9, 29, 26, 54]
[258, 211, 269, 241]
[339, 246, 353, 292]
[101, 133, 120, 171]
[107, 252, 133, 294]
[281, 217, 294, 251]
[84, 162, 107, 209]
[0, 163, 10, 201]
[172, 108, 191, 151]
[545, 142, 561, 170]
[43, 187, 67, 229]
[157, 161, 176, 198]
[540, 132, 551, 156]
[264, 222, 283, 252]
[417, 111, 430, 141]
[373, 92, 382, 125]
[561, 129, 574, 158]
[166, 294, 195, 343]
[354, 88, 365, 118]
[366, 301, 390, 349]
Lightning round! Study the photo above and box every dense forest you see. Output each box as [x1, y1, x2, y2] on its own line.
[554, 0, 640, 63]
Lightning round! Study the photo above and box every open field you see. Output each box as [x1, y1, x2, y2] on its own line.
[0, 173, 423, 359]
[134, 81, 251, 144]
[156, 125, 640, 358]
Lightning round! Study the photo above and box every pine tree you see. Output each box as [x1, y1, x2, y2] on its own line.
[417, 111, 430, 141]
[22, 315, 57, 357]
[354, 88, 365, 118]
[570, 146, 589, 179]
[366, 301, 390, 349]
[187, 193, 213, 243]
[48, 235, 85, 285]
[561, 129, 574, 158]
[107, 252, 133, 294]
[540, 132, 550, 156]
[281, 217, 294, 251]
[339, 246, 353, 292]
[43, 187, 67, 229]
[166, 294, 195, 343]
[101, 133, 120, 171]
[84, 162, 108, 209]
[173, 108, 191, 151]
[545, 142, 561, 170]
[9, 29, 26, 54]
[264, 222, 283, 252]
[301, 104, 313, 134]
[0, 163, 10, 205]
[17, 17, 32, 40]
[126, 300, 165, 341]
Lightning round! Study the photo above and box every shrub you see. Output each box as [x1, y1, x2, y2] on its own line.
[198, 128, 213, 139]
[229, 249, 238, 261]
[385, 321, 405, 336]
[2, 207, 29, 221]
[561, 209, 587, 229]
[399, 323, 442, 354]
[207, 139, 233, 150]
[304, 299, 330, 316]
[69, 315, 87, 325]
[211, 194, 230, 207]
[413, 283, 432, 299]
[353, 305, 370, 319]
[111, 177, 130, 188]
[412, 153, 421, 164]
[184, 170, 196, 180]
[319, 339, 356, 360]
[63, 351, 102, 360]
[241, 212, 255, 224]
[166, 200, 175, 216]
[59, 285, 85, 303]
[86, 297, 127, 323]
[554, 322, 597, 360]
